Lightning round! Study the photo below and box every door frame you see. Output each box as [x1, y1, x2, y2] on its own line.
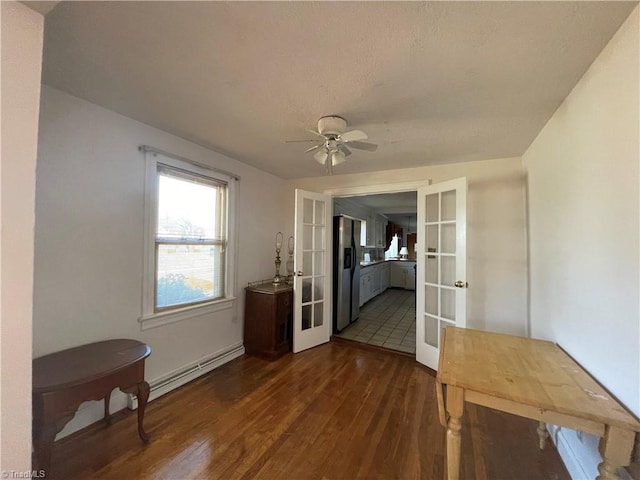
[325, 180, 428, 199]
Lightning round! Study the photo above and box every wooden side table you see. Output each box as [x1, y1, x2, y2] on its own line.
[244, 283, 293, 359]
[32, 339, 152, 474]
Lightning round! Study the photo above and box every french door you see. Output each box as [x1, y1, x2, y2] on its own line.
[292, 189, 332, 353]
[416, 178, 467, 370]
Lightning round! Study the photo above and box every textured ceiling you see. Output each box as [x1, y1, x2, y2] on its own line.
[41, 1, 636, 179]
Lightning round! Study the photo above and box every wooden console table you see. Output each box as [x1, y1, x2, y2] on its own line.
[436, 327, 640, 480]
[32, 339, 152, 473]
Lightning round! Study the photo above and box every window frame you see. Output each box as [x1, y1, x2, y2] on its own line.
[140, 150, 238, 330]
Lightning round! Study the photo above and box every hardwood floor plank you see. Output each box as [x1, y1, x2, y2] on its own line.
[50, 343, 571, 480]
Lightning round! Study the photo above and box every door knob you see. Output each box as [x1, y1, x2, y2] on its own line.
[454, 281, 468, 288]
[296, 270, 304, 276]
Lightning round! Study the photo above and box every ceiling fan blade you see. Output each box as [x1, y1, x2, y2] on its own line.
[338, 144, 352, 157]
[314, 149, 328, 164]
[305, 144, 323, 153]
[340, 130, 368, 142]
[285, 139, 317, 143]
[347, 141, 378, 152]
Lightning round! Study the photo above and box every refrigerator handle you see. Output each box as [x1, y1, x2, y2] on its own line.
[351, 244, 356, 273]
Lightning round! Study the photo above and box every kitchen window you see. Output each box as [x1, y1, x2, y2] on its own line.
[140, 148, 238, 329]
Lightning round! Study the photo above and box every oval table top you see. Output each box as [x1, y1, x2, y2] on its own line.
[33, 339, 151, 393]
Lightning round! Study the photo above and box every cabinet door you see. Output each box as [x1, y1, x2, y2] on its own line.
[390, 263, 403, 287]
[375, 216, 386, 247]
[405, 265, 416, 291]
[382, 264, 390, 290]
[359, 275, 366, 307]
[372, 267, 381, 295]
[366, 215, 375, 246]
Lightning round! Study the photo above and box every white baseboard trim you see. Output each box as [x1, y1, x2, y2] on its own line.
[127, 342, 245, 409]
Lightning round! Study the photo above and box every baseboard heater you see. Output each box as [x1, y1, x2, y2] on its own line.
[127, 343, 245, 410]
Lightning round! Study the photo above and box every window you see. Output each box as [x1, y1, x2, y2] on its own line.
[140, 149, 237, 329]
[385, 234, 400, 260]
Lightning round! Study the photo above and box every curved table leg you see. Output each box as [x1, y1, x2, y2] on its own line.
[122, 381, 150, 442]
[136, 381, 150, 442]
[104, 392, 112, 425]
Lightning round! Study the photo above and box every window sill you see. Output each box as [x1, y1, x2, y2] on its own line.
[139, 297, 236, 331]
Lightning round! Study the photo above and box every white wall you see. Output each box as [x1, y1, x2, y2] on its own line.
[0, 1, 43, 471]
[523, 6, 639, 479]
[289, 156, 528, 336]
[34, 86, 289, 436]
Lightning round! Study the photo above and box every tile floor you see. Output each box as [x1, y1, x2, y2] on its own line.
[335, 288, 416, 354]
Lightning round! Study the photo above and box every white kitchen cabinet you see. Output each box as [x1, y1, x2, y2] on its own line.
[375, 215, 387, 248]
[359, 268, 373, 306]
[390, 261, 416, 290]
[380, 263, 390, 291]
[371, 267, 381, 296]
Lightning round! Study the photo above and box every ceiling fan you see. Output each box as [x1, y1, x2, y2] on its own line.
[286, 115, 378, 175]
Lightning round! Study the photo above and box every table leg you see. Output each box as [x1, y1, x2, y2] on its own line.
[537, 421, 549, 450]
[104, 393, 111, 425]
[33, 421, 56, 474]
[136, 381, 150, 442]
[445, 386, 464, 480]
[596, 425, 634, 480]
[122, 380, 151, 442]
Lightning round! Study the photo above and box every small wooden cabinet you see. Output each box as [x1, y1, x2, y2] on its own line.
[244, 283, 293, 359]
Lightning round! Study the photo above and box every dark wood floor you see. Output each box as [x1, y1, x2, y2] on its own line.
[50, 343, 571, 480]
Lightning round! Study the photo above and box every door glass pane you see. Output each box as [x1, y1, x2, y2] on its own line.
[314, 302, 323, 327]
[426, 255, 438, 284]
[314, 252, 324, 275]
[441, 190, 456, 221]
[314, 276, 324, 301]
[441, 288, 455, 321]
[426, 193, 439, 222]
[441, 256, 455, 287]
[441, 224, 456, 254]
[315, 200, 325, 225]
[303, 225, 313, 250]
[302, 305, 312, 330]
[314, 226, 324, 250]
[426, 225, 439, 253]
[303, 198, 314, 224]
[425, 315, 438, 347]
[425, 285, 438, 315]
[302, 278, 312, 303]
[303, 251, 312, 273]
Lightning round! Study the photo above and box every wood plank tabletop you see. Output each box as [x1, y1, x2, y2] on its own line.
[437, 327, 640, 431]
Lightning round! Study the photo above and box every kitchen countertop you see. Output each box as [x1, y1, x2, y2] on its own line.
[360, 259, 416, 267]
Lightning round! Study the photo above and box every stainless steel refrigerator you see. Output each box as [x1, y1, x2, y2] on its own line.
[333, 215, 361, 333]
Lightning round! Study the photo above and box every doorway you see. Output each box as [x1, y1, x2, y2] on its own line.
[335, 288, 416, 354]
[330, 190, 418, 356]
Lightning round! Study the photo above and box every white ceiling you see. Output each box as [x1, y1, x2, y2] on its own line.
[41, 1, 636, 179]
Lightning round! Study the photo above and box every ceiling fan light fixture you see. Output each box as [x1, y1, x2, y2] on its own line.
[331, 149, 346, 166]
[286, 115, 378, 176]
[313, 149, 328, 164]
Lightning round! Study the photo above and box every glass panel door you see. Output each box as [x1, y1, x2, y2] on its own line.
[416, 178, 467, 370]
[293, 189, 331, 353]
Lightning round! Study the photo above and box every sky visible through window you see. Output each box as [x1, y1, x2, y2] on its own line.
[158, 175, 217, 239]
